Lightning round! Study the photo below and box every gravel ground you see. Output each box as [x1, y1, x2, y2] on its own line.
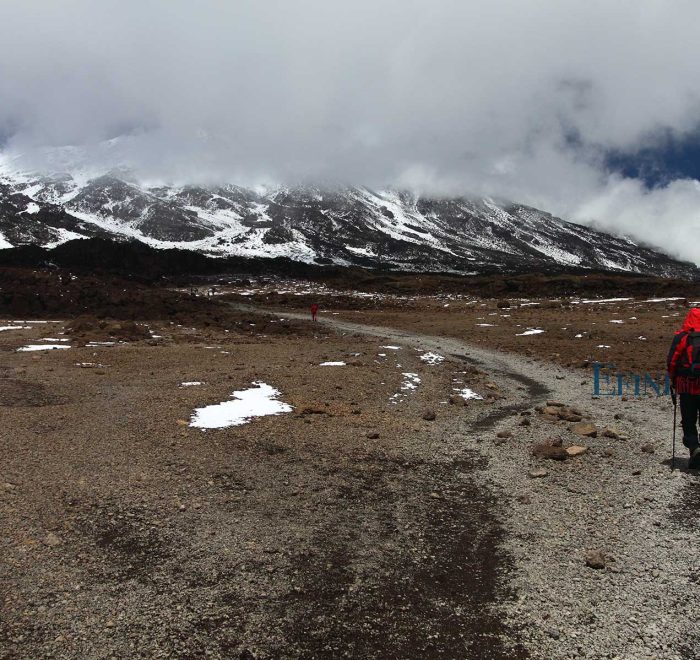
[2, 305, 698, 659]
[275, 308, 700, 660]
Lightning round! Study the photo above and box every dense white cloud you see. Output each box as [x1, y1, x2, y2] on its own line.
[1, 0, 700, 261]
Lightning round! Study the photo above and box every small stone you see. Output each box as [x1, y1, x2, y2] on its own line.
[45, 532, 61, 547]
[366, 431, 380, 439]
[528, 467, 549, 478]
[516, 494, 531, 504]
[105, 620, 115, 628]
[585, 549, 606, 569]
[566, 445, 588, 457]
[571, 422, 597, 438]
[546, 400, 565, 407]
[532, 443, 568, 461]
[603, 428, 621, 439]
[641, 443, 655, 454]
[519, 417, 531, 427]
[429, 491, 441, 499]
[559, 410, 583, 423]
[422, 410, 436, 421]
[496, 430, 512, 439]
[176, 419, 189, 426]
[542, 406, 562, 416]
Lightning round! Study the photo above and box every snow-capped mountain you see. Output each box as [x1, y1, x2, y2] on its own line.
[0, 154, 695, 277]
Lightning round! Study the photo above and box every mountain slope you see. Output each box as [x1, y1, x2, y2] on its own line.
[0, 159, 695, 277]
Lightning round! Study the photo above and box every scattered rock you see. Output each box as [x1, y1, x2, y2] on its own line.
[641, 443, 655, 454]
[496, 430, 512, 439]
[546, 400, 565, 407]
[520, 417, 531, 427]
[542, 405, 562, 416]
[422, 409, 436, 421]
[45, 532, 61, 547]
[585, 549, 607, 569]
[565, 445, 588, 457]
[559, 410, 583, 423]
[366, 431, 380, 439]
[532, 443, 568, 460]
[528, 467, 549, 478]
[603, 428, 622, 439]
[571, 422, 597, 438]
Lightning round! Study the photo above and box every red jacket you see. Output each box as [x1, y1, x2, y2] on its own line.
[668, 308, 700, 394]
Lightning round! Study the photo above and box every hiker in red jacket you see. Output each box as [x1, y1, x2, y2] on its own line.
[310, 303, 319, 322]
[667, 308, 700, 468]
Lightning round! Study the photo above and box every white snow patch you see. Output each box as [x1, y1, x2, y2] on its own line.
[516, 328, 545, 336]
[609, 320, 624, 324]
[401, 373, 421, 390]
[180, 381, 204, 387]
[320, 361, 346, 366]
[597, 345, 611, 349]
[645, 297, 685, 303]
[17, 344, 70, 352]
[190, 381, 292, 429]
[380, 345, 401, 350]
[476, 323, 494, 327]
[419, 352, 445, 365]
[576, 297, 632, 304]
[453, 387, 483, 401]
[0, 325, 30, 331]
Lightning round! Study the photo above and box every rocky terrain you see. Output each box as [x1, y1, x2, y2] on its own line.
[0, 151, 696, 277]
[1, 269, 699, 658]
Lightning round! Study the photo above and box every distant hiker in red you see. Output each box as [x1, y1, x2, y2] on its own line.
[310, 303, 319, 322]
[667, 308, 700, 468]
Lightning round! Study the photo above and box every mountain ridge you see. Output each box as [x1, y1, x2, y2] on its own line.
[0, 158, 695, 278]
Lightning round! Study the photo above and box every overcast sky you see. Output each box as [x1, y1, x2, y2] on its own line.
[1, 0, 700, 261]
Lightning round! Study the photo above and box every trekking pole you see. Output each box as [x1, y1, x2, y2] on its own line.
[672, 390, 677, 471]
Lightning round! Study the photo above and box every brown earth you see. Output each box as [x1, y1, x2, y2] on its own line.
[2, 268, 696, 659]
[0, 276, 527, 659]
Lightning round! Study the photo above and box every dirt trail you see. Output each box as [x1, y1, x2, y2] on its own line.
[237, 304, 700, 660]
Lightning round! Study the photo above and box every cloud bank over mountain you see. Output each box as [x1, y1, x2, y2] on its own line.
[1, 0, 700, 261]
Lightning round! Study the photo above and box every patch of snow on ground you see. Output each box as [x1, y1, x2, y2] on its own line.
[576, 298, 632, 304]
[380, 345, 401, 350]
[180, 381, 204, 387]
[610, 320, 624, 324]
[575, 334, 583, 338]
[454, 387, 483, 401]
[190, 381, 292, 429]
[419, 352, 445, 365]
[401, 373, 421, 390]
[17, 344, 70, 352]
[476, 323, 494, 327]
[320, 361, 346, 366]
[645, 297, 685, 303]
[516, 328, 545, 336]
[0, 325, 30, 331]
[597, 345, 611, 349]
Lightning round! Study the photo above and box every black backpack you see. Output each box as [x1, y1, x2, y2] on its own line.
[676, 331, 700, 377]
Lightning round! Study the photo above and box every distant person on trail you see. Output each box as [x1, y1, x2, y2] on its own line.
[310, 303, 319, 322]
[667, 308, 700, 468]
